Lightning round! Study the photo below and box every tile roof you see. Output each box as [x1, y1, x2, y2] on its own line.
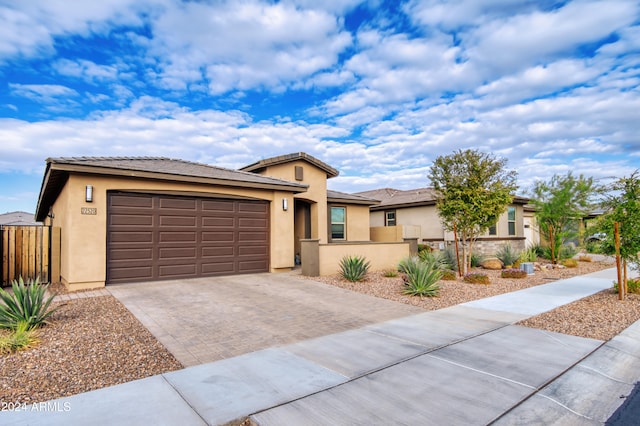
[240, 152, 339, 178]
[327, 190, 379, 205]
[36, 157, 308, 221]
[0, 211, 40, 226]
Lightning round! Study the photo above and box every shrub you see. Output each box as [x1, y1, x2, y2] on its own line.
[560, 244, 577, 260]
[578, 254, 592, 262]
[339, 255, 370, 282]
[0, 321, 39, 354]
[496, 244, 520, 267]
[501, 269, 528, 279]
[0, 277, 58, 330]
[519, 247, 538, 263]
[470, 252, 484, 268]
[561, 258, 578, 268]
[383, 269, 398, 278]
[441, 270, 457, 280]
[613, 278, 640, 294]
[529, 243, 546, 258]
[436, 246, 458, 271]
[417, 244, 432, 254]
[398, 256, 421, 275]
[463, 273, 490, 285]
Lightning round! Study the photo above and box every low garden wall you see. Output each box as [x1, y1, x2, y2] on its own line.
[301, 239, 414, 276]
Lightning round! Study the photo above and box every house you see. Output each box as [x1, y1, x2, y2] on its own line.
[356, 187, 531, 256]
[0, 211, 41, 226]
[35, 153, 409, 290]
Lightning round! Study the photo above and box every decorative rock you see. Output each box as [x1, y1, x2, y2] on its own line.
[481, 258, 503, 270]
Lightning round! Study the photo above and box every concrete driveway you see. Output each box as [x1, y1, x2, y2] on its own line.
[107, 272, 423, 366]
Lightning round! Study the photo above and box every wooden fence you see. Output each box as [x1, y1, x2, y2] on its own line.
[1, 226, 60, 285]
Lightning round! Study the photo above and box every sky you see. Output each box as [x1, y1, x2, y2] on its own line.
[0, 0, 639, 215]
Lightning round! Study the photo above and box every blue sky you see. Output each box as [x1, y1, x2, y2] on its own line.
[1, 0, 639, 215]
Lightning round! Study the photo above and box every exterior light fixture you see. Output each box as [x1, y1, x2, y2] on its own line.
[85, 185, 93, 203]
[282, 198, 288, 211]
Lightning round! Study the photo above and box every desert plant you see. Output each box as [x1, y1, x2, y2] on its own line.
[398, 256, 421, 275]
[578, 254, 592, 262]
[613, 278, 640, 294]
[470, 252, 484, 268]
[501, 269, 528, 279]
[383, 269, 398, 278]
[0, 277, 58, 330]
[561, 258, 578, 268]
[0, 321, 39, 354]
[436, 246, 458, 271]
[401, 256, 442, 297]
[339, 255, 370, 282]
[519, 247, 538, 263]
[441, 270, 457, 280]
[496, 244, 521, 267]
[463, 273, 490, 285]
[559, 244, 577, 260]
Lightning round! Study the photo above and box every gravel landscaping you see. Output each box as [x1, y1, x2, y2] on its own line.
[1, 256, 638, 407]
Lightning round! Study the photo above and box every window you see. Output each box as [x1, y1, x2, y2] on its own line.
[385, 211, 396, 226]
[330, 207, 346, 240]
[508, 207, 516, 236]
[488, 224, 497, 235]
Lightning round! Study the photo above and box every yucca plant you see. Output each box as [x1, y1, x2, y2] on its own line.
[0, 277, 58, 329]
[519, 247, 538, 263]
[339, 255, 370, 282]
[0, 321, 39, 354]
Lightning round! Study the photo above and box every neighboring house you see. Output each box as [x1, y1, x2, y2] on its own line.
[357, 187, 531, 256]
[0, 211, 41, 226]
[35, 153, 406, 290]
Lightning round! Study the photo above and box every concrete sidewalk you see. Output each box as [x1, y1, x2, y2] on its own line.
[3, 267, 639, 425]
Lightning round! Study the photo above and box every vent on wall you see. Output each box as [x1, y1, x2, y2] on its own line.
[295, 166, 304, 181]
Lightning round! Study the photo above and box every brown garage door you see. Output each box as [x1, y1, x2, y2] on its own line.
[107, 193, 269, 284]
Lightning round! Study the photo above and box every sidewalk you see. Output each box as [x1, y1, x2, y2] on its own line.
[2, 267, 639, 425]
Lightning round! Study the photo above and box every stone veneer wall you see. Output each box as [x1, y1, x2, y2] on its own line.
[473, 238, 526, 257]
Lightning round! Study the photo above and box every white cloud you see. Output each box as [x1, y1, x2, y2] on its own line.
[9, 83, 78, 103]
[148, 1, 353, 94]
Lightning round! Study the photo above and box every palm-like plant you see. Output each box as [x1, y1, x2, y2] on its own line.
[0, 277, 58, 329]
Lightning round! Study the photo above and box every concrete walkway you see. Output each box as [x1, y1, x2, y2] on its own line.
[3, 267, 639, 425]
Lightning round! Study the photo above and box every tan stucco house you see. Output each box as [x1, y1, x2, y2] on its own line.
[35, 153, 408, 290]
[358, 187, 531, 256]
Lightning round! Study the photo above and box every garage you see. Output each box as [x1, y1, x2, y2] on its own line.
[107, 192, 269, 284]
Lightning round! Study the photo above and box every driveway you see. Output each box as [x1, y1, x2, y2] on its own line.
[107, 272, 423, 366]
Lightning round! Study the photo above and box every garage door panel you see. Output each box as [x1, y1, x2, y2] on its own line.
[108, 193, 269, 284]
[159, 231, 197, 243]
[159, 247, 197, 259]
[158, 264, 197, 278]
[110, 231, 154, 243]
[201, 231, 235, 242]
[201, 246, 235, 257]
[238, 217, 268, 228]
[201, 262, 236, 274]
[239, 231, 268, 241]
[159, 198, 197, 210]
[159, 215, 197, 227]
[238, 202, 268, 213]
[109, 248, 153, 261]
[110, 214, 153, 226]
[238, 245, 268, 256]
[202, 217, 234, 227]
[202, 200, 235, 212]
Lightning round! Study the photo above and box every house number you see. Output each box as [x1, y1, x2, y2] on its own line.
[81, 208, 97, 215]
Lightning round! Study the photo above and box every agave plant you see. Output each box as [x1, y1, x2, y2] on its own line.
[0, 277, 58, 329]
[398, 255, 442, 297]
[496, 244, 521, 267]
[339, 255, 370, 282]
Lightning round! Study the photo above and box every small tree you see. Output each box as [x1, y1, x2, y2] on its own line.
[599, 171, 640, 295]
[429, 149, 518, 274]
[531, 173, 595, 264]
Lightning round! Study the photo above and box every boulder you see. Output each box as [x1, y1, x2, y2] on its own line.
[481, 258, 503, 270]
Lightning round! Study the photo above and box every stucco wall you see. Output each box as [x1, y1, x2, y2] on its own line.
[332, 203, 370, 241]
[50, 174, 297, 289]
[254, 160, 329, 244]
[317, 241, 410, 275]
